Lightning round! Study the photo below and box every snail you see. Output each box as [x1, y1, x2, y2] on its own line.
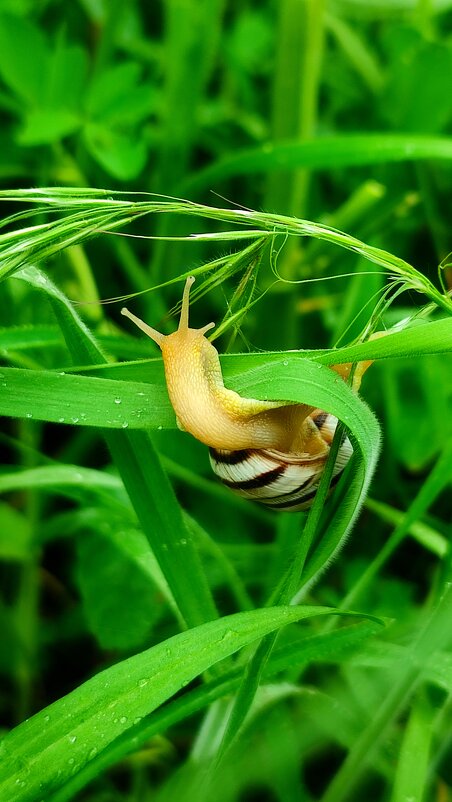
[121, 277, 373, 511]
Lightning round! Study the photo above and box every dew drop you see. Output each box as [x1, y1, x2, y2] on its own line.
[71, 417, 79, 424]
[69, 735, 77, 744]
[220, 628, 238, 642]
[157, 425, 163, 430]
[114, 398, 122, 405]
[121, 421, 129, 429]
[58, 417, 65, 423]
[26, 412, 33, 418]
[68, 758, 75, 765]
[88, 747, 98, 759]
[138, 678, 148, 688]
[119, 716, 127, 724]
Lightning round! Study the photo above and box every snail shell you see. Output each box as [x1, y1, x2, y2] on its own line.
[209, 411, 353, 511]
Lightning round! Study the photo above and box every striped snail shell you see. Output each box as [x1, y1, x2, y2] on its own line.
[122, 277, 370, 512]
[209, 411, 353, 511]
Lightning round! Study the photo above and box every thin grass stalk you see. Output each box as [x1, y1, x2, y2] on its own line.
[320, 580, 452, 802]
[338, 441, 452, 612]
[291, 0, 325, 217]
[266, 0, 325, 217]
[211, 422, 348, 763]
[13, 420, 41, 723]
[0, 191, 449, 315]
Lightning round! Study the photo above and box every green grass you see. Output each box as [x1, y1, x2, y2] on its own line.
[0, 3, 452, 802]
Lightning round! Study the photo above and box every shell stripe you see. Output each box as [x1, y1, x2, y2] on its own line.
[312, 411, 328, 430]
[218, 464, 286, 491]
[212, 448, 254, 465]
[264, 469, 344, 510]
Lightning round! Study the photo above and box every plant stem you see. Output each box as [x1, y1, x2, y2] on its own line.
[320, 581, 452, 802]
[266, 0, 325, 218]
[14, 421, 41, 723]
[338, 441, 452, 612]
[291, 0, 325, 217]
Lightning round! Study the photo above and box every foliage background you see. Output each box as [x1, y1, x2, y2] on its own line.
[0, 1, 452, 801]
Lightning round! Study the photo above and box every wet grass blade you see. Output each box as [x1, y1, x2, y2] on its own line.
[0, 605, 348, 802]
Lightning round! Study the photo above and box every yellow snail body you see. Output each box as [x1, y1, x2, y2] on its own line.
[122, 277, 373, 511]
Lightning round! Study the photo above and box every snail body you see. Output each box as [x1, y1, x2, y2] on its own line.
[122, 277, 371, 511]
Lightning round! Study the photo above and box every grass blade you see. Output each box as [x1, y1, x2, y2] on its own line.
[0, 605, 347, 802]
[14, 267, 217, 628]
[320, 581, 452, 802]
[182, 134, 452, 194]
[391, 693, 434, 802]
[46, 619, 383, 802]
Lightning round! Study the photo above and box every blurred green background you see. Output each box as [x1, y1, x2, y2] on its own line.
[0, 2, 452, 802]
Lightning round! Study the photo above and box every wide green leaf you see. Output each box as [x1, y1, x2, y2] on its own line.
[0, 604, 349, 802]
[2, 314, 452, 428]
[0, 14, 48, 104]
[181, 134, 452, 194]
[48, 620, 384, 802]
[0, 366, 170, 428]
